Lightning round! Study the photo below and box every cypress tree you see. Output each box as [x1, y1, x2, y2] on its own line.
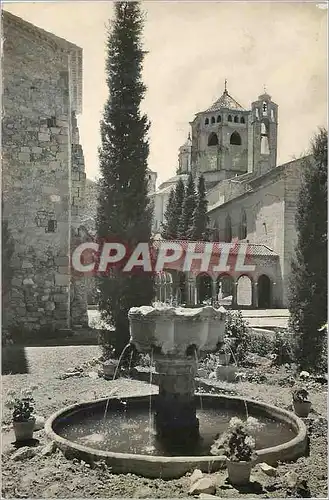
[161, 178, 185, 240]
[289, 128, 328, 370]
[189, 174, 210, 241]
[96, 2, 154, 356]
[178, 173, 197, 239]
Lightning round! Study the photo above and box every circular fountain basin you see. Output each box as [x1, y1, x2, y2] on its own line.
[45, 394, 307, 479]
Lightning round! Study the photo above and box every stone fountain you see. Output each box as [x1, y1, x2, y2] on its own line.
[45, 304, 308, 479]
[128, 305, 226, 447]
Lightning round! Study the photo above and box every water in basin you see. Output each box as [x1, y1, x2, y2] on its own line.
[56, 403, 295, 457]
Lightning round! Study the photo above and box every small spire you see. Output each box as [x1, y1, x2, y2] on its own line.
[263, 84, 267, 94]
[188, 132, 191, 141]
[224, 78, 228, 94]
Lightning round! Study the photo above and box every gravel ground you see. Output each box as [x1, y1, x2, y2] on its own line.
[1, 346, 327, 499]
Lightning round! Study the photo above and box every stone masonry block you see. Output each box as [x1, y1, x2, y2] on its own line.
[55, 256, 69, 266]
[38, 133, 50, 142]
[58, 266, 69, 275]
[18, 152, 31, 161]
[55, 274, 69, 286]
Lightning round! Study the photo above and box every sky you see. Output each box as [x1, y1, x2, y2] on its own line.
[3, 1, 328, 186]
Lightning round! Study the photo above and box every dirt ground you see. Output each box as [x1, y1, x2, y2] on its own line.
[1, 346, 327, 498]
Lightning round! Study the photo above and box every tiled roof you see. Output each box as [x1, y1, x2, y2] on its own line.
[205, 90, 245, 112]
[152, 240, 277, 257]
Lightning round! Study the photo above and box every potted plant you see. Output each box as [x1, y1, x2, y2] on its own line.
[292, 386, 312, 417]
[211, 417, 257, 485]
[6, 389, 36, 442]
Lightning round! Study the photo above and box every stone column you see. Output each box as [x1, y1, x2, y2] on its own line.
[154, 356, 199, 445]
[252, 281, 258, 308]
[211, 278, 217, 303]
[232, 281, 238, 308]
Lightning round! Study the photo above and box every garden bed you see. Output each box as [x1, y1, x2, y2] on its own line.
[1, 345, 327, 498]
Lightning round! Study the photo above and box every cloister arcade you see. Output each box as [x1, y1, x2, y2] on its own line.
[154, 270, 274, 309]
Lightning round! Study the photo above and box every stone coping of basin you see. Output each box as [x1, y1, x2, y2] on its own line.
[45, 394, 308, 479]
[128, 305, 226, 320]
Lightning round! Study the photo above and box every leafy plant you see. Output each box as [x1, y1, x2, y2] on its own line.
[272, 330, 296, 365]
[211, 417, 261, 462]
[292, 386, 310, 403]
[224, 310, 250, 363]
[6, 388, 37, 422]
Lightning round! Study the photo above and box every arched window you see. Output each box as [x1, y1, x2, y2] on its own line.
[211, 116, 215, 124]
[205, 118, 209, 125]
[234, 116, 239, 123]
[261, 122, 270, 155]
[212, 220, 220, 242]
[271, 109, 275, 121]
[217, 115, 221, 123]
[228, 115, 232, 122]
[240, 116, 245, 124]
[240, 210, 247, 240]
[230, 131, 242, 146]
[208, 132, 219, 146]
[225, 215, 232, 242]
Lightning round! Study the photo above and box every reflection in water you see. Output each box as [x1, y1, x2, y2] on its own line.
[57, 406, 295, 458]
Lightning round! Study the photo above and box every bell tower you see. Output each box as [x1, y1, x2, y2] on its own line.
[252, 90, 278, 176]
[190, 81, 250, 189]
[177, 133, 192, 174]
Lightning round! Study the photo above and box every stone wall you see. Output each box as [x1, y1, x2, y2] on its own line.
[2, 12, 87, 332]
[208, 173, 285, 306]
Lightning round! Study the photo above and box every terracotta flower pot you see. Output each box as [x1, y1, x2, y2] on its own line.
[227, 459, 253, 485]
[293, 400, 312, 417]
[102, 361, 119, 379]
[217, 352, 231, 366]
[13, 418, 36, 442]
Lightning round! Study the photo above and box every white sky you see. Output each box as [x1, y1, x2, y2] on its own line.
[3, 1, 328, 185]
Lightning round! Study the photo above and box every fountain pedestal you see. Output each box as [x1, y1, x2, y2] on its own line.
[154, 356, 198, 442]
[128, 305, 226, 445]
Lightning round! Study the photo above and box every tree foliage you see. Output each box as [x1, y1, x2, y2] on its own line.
[96, 2, 154, 355]
[178, 173, 197, 239]
[161, 178, 185, 240]
[289, 128, 328, 370]
[189, 174, 210, 240]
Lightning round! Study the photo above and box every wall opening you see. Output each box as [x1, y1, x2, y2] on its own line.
[208, 132, 219, 146]
[240, 116, 245, 124]
[205, 118, 209, 125]
[240, 210, 247, 239]
[217, 274, 233, 305]
[258, 274, 271, 308]
[212, 220, 220, 241]
[228, 115, 232, 122]
[237, 275, 252, 307]
[211, 116, 215, 124]
[217, 115, 221, 123]
[224, 215, 232, 242]
[197, 273, 212, 304]
[234, 116, 239, 123]
[260, 122, 270, 155]
[230, 131, 242, 146]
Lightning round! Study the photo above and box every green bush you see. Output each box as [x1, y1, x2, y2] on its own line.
[224, 310, 250, 364]
[272, 330, 296, 365]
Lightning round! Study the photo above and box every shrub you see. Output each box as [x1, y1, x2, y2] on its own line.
[224, 310, 250, 364]
[210, 416, 262, 461]
[272, 330, 296, 365]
